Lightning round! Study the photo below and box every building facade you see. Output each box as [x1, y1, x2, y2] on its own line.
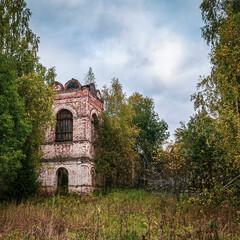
[39, 79, 103, 194]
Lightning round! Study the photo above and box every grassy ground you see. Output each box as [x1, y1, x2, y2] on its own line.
[0, 189, 239, 239]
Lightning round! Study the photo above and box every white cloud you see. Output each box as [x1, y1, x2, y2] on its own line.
[31, 0, 210, 138]
[150, 40, 185, 83]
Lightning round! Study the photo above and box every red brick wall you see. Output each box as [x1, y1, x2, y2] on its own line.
[40, 80, 103, 193]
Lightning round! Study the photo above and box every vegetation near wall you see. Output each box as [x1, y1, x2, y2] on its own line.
[0, 0, 55, 201]
[94, 79, 169, 189]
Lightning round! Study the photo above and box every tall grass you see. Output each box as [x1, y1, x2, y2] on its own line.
[0, 189, 239, 239]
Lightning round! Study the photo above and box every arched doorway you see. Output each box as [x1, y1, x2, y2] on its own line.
[57, 167, 68, 194]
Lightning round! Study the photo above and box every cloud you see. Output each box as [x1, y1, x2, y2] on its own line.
[27, 0, 210, 138]
[49, 0, 87, 8]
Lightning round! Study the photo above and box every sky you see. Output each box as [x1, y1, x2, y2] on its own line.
[25, 0, 211, 140]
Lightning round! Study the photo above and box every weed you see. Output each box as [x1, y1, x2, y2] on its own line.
[0, 189, 239, 239]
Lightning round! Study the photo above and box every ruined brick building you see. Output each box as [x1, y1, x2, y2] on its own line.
[39, 79, 104, 194]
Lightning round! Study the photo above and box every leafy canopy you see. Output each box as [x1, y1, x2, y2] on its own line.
[183, 1, 240, 199]
[129, 92, 169, 163]
[0, 0, 55, 201]
[94, 78, 139, 188]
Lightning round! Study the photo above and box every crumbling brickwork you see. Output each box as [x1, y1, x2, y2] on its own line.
[40, 79, 103, 194]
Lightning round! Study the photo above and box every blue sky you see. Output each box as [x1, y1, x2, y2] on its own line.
[26, 0, 210, 139]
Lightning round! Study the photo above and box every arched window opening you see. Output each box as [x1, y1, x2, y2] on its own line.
[90, 85, 95, 94]
[57, 167, 68, 194]
[91, 113, 98, 142]
[66, 81, 79, 90]
[56, 109, 73, 141]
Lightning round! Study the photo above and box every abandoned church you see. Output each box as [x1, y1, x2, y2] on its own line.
[39, 79, 104, 194]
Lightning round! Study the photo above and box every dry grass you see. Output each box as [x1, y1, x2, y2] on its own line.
[0, 189, 239, 239]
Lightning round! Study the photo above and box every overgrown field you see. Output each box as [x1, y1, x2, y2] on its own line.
[0, 189, 239, 239]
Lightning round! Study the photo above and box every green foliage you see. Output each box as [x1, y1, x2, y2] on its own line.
[172, 0, 240, 202]
[0, 54, 30, 199]
[150, 143, 187, 193]
[191, 7, 240, 198]
[175, 113, 225, 192]
[0, 56, 55, 201]
[129, 93, 169, 161]
[94, 78, 139, 188]
[200, 0, 240, 46]
[95, 81, 169, 189]
[0, 0, 39, 75]
[84, 67, 96, 86]
[128, 93, 169, 186]
[0, 0, 55, 201]
[14, 69, 55, 201]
